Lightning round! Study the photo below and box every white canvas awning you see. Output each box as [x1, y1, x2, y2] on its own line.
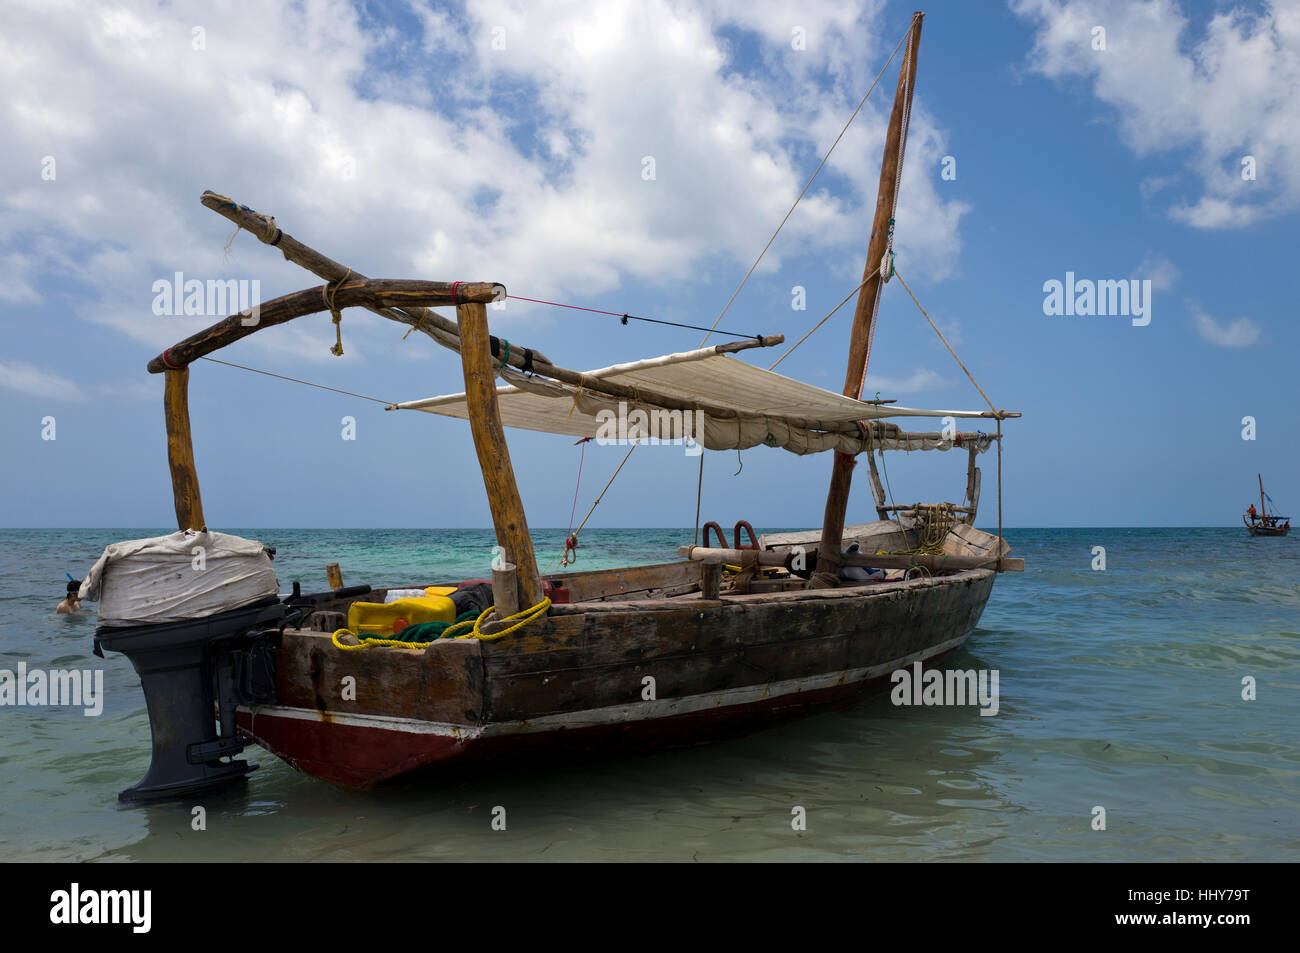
[389, 347, 1001, 455]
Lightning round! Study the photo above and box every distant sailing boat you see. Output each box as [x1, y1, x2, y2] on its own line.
[1244, 474, 1289, 537]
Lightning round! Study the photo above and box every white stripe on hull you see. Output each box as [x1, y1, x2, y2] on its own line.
[242, 632, 970, 740]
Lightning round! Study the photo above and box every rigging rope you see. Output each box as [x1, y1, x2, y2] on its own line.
[197, 356, 395, 405]
[767, 265, 880, 370]
[508, 295, 761, 341]
[891, 268, 998, 415]
[561, 437, 590, 567]
[544, 441, 640, 573]
[698, 23, 914, 347]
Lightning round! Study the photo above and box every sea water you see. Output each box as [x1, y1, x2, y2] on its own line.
[0, 527, 1295, 862]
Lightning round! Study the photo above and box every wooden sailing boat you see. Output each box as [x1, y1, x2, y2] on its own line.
[87, 12, 1025, 800]
[1244, 474, 1289, 536]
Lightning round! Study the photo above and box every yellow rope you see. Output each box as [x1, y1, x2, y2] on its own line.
[871, 502, 954, 577]
[221, 211, 277, 256]
[908, 502, 955, 555]
[454, 597, 552, 641]
[331, 596, 552, 650]
[401, 307, 430, 341]
[331, 617, 473, 651]
[565, 378, 585, 422]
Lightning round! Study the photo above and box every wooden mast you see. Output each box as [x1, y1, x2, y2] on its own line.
[456, 300, 543, 610]
[816, 11, 923, 574]
[163, 367, 206, 531]
[1259, 473, 1266, 516]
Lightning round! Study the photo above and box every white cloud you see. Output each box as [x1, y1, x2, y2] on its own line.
[1169, 195, 1261, 230]
[0, 358, 85, 401]
[1011, 0, 1300, 229]
[0, 0, 968, 369]
[1133, 251, 1179, 291]
[91, 377, 163, 402]
[0, 252, 42, 304]
[862, 366, 946, 395]
[1138, 173, 1178, 200]
[1190, 304, 1260, 348]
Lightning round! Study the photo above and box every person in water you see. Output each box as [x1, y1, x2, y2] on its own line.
[57, 580, 82, 614]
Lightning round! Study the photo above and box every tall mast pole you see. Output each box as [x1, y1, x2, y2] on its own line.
[816, 11, 923, 574]
[1260, 473, 1266, 516]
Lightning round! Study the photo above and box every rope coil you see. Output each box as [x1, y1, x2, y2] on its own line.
[454, 597, 552, 642]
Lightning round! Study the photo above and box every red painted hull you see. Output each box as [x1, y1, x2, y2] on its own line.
[237, 646, 960, 789]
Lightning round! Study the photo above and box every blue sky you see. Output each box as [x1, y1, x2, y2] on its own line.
[2, 0, 1296, 529]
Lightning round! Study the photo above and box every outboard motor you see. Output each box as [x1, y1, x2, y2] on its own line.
[79, 529, 376, 803]
[78, 529, 292, 802]
[95, 596, 287, 802]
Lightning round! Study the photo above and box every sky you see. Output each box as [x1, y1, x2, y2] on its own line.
[1, 0, 1297, 529]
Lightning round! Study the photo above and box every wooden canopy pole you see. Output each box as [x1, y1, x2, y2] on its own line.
[816, 11, 923, 574]
[146, 279, 502, 374]
[865, 452, 889, 520]
[964, 444, 982, 524]
[456, 300, 543, 610]
[163, 367, 206, 531]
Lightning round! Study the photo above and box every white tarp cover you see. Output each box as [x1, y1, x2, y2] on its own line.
[79, 530, 279, 626]
[391, 349, 998, 455]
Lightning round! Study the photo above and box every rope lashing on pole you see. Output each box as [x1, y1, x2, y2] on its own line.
[323, 267, 352, 356]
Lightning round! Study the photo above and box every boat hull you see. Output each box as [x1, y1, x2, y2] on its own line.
[237, 568, 997, 788]
[1246, 525, 1289, 536]
[1244, 513, 1289, 536]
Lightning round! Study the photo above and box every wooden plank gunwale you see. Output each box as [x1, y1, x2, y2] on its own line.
[240, 567, 995, 786]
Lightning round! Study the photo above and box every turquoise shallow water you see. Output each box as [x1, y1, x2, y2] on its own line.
[0, 526, 1296, 862]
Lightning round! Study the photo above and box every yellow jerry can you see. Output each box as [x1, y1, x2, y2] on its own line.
[347, 595, 457, 636]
